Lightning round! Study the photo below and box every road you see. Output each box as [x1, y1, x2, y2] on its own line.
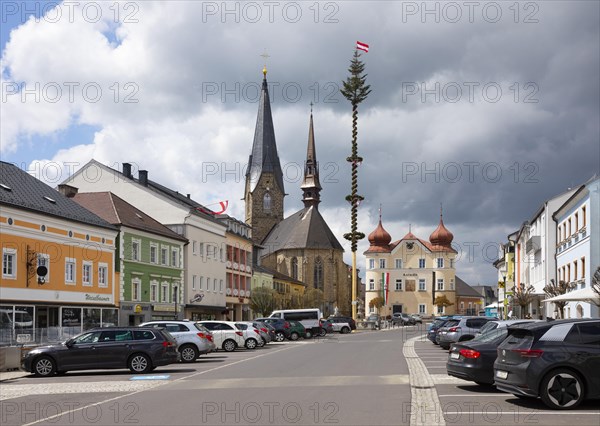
[1, 327, 598, 425]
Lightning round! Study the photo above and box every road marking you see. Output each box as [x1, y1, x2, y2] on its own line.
[130, 375, 170, 380]
[438, 393, 507, 397]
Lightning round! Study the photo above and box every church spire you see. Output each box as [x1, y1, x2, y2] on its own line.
[301, 107, 322, 208]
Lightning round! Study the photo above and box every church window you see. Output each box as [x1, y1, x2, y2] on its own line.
[263, 193, 272, 212]
[314, 257, 324, 290]
[291, 257, 298, 280]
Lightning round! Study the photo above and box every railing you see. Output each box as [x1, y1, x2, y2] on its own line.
[0, 327, 85, 346]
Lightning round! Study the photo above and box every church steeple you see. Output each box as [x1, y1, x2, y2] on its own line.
[301, 107, 322, 208]
[245, 67, 285, 244]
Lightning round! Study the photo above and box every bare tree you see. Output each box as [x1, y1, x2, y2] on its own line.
[302, 288, 325, 310]
[513, 283, 536, 318]
[544, 279, 576, 318]
[250, 287, 278, 317]
[592, 266, 600, 307]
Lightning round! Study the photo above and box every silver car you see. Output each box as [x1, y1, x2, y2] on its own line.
[139, 320, 215, 362]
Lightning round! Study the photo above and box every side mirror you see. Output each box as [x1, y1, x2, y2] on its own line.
[65, 338, 75, 347]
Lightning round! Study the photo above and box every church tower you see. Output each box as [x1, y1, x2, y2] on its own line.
[245, 67, 285, 244]
[301, 110, 322, 208]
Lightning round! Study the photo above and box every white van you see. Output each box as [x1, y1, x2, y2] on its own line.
[269, 309, 322, 338]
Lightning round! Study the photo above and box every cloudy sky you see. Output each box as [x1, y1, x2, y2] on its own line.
[2, 1, 599, 285]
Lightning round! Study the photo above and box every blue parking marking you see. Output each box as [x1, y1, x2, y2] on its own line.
[130, 375, 171, 380]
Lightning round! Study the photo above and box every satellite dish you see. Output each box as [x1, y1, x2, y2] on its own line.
[37, 266, 48, 276]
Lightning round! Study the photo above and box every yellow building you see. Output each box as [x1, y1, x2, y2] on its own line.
[0, 162, 118, 344]
[364, 213, 457, 317]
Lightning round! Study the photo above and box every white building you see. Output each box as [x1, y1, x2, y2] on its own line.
[64, 160, 228, 320]
[552, 176, 600, 318]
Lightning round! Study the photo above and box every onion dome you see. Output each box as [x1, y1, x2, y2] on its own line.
[368, 219, 392, 249]
[429, 214, 454, 250]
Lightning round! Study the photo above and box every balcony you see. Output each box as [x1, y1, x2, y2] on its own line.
[526, 236, 541, 254]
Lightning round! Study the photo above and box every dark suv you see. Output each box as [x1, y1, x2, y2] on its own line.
[21, 327, 179, 376]
[494, 319, 600, 409]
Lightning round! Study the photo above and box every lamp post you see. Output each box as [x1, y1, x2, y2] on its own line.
[174, 286, 179, 320]
[502, 275, 507, 320]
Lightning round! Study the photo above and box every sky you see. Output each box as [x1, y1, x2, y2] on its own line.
[1, 1, 599, 286]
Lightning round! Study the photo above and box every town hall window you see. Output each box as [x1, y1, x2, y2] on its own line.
[369, 279, 375, 291]
[379, 259, 386, 269]
[437, 258, 444, 268]
[419, 258, 426, 268]
[369, 259, 375, 269]
[263, 193, 272, 212]
[395, 279, 403, 291]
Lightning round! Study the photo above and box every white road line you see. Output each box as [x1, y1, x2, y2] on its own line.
[438, 394, 508, 397]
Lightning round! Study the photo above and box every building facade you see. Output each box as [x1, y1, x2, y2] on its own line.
[364, 214, 457, 317]
[1, 162, 118, 344]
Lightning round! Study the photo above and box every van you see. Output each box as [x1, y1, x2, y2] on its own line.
[0, 309, 33, 329]
[269, 309, 322, 338]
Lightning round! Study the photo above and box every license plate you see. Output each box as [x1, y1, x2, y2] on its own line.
[496, 370, 508, 379]
[450, 352, 460, 360]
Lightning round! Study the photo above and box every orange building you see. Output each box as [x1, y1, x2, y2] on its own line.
[0, 162, 118, 344]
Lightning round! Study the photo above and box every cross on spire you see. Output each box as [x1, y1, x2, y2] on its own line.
[260, 50, 270, 77]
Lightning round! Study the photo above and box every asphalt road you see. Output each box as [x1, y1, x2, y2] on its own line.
[1, 327, 598, 426]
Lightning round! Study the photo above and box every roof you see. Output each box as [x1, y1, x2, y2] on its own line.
[257, 265, 306, 286]
[246, 77, 284, 193]
[455, 276, 485, 298]
[261, 205, 343, 255]
[72, 192, 188, 243]
[0, 162, 116, 231]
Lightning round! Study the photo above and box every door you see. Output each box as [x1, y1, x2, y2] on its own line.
[60, 330, 102, 370]
[96, 329, 134, 367]
[200, 322, 223, 347]
[392, 305, 403, 314]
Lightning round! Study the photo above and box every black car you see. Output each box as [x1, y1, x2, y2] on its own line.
[329, 316, 357, 331]
[22, 327, 179, 377]
[494, 319, 600, 409]
[254, 318, 291, 342]
[427, 317, 455, 344]
[446, 320, 539, 385]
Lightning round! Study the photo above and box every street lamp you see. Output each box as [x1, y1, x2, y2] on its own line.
[174, 286, 179, 320]
[502, 275, 507, 320]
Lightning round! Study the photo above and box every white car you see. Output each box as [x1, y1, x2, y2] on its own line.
[327, 319, 352, 334]
[196, 321, 246, 352]
[139, 320, 215, 363]
[234, 322, 264, 349]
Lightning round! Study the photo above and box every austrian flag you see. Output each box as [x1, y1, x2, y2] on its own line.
[356, 41, 369, 53]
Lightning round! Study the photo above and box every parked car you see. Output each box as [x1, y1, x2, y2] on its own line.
[319, 319, 334, 335]
[287, 320, 306, 340]
[494, 319, 600, 409]
[325, 318, 352, 334]
[21, 327, 179, 376]
[254, 318, 291, 342]
[410, 314, 423, 324]
[196, 321, 246, 352]
[392, 313, 415, 326]
[249, 321, 272, 344]
[329, 316, 357, 331]
[234, 322, 263, 349]
[438, 317, 497, 350]
[427, 317, 454, 344]
[446, 320, 540, 385]
[139, 320, 215, 363]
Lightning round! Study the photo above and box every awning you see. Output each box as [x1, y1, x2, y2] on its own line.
[543, 287, 599, 303]
[184, 304, 227, 313]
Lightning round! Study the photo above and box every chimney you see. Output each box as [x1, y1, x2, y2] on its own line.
[187, 194, 191, 198]
[57, 184, 78, 198]
[139, 170, 148, 186]
[123, 163, 132, 179]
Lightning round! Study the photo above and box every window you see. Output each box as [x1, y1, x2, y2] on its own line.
[575, 212, 579, 230]
[150, 282, 158, 302]
[161, 284, 169, 302]
[450, 279, 455, 290]
[437, 305, 445, 314]
[582, 206, 586, 228]
[199, 276, 204, 290]
[369, 259, 375, 270]
[132, 279, 141, 301]
[192, 275, 197, 290]
[98, 264, 108, 287]
[395, 259, 402, 269]
[574, 260, 578, 281]
[213, 278, 217, 292]
[369, 279, 375, 291]
[2, 248, 16, 279]
[173, 285, 179, 304]
[418, 279, 426, 291]
[192, 241, 197, 255]
[581, 257, 586, 279]
[161, 247, 168, 265]
[131, 240, 140, 261]
[220, 280, 223, 292]
[171, 248, 179, 267]
[419, 258, 426, 268]
[82, 262, 92, 286]
[395, 279, 403, 291]
[379, 259, 386, 269]
[291, 257, 298, 280]
[65, 258, 76, 284]
[263, 193, 271, 212]
[437, 258, 444, 268]
[314, 257, 324, 290]
[437, 279, 444, 291]
[37, 253, 49, 282]
[150, 244, 158, 264]
[418, 304, 426, 314]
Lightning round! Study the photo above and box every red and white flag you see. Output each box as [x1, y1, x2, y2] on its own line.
[356, 41, 369, 53]
[196, 200, 229, 215]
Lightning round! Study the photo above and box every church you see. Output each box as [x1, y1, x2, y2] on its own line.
[244, 67, 352, 316]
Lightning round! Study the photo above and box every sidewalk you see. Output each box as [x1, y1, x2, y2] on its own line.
[0, 369, 29, 382]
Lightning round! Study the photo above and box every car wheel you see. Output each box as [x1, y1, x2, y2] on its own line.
[33, 356, 56, 377]
[319, 328, 327, 337]
[275, 332, 285, 342]
[341, 327, 350, 334]
[289, 332, 300, 341]
[258, 338, 265, 347]
[128, 353, 152, 374]
[179, 344, 199, 363]
[245, 338, 258, 349]
[305, 330, 313, 339]
[540, 369, 585, 409]
[222, 339, 236, 352]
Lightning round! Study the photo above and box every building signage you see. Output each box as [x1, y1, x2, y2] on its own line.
[403, 273, 418, 277]
[85, 294, 111, 302]
[134, 304, 142, 313]
[153, 304, 176, 312]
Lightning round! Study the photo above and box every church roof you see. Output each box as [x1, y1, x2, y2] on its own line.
[260, 205, 343, 255]
[246, 76, 284, 193]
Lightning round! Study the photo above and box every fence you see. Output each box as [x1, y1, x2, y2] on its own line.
[0, 327, 84, 346]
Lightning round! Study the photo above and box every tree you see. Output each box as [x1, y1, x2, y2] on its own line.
[250, 287, 278, 317]
[544, 279, 575, 318]
[368, 296, 385, 316]
[434, 295, 454, 314]
[302, 288, 325, 310]
[592, 266, 600, 307]
[341, 49, 371, 320]
[513, 283, 535, 318]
